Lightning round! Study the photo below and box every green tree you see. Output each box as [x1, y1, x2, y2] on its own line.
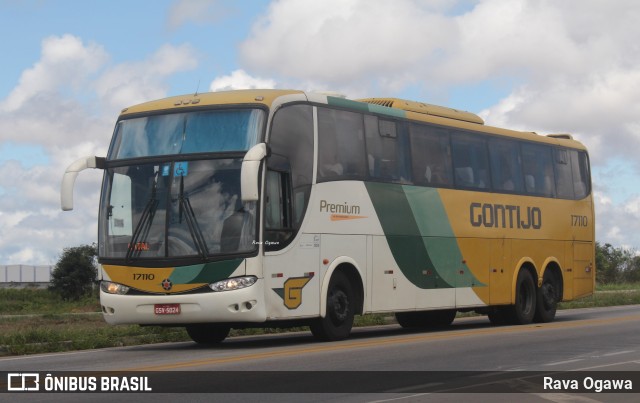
[595, 242, 639, 285]
[50, 244, 98, 300]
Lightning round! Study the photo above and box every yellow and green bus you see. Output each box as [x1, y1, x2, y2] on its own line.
[61, 89, 595, 343]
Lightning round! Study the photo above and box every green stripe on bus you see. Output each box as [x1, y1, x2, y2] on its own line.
[327, 96, 370, 113]
[365, 182, 484, 289]
[403, 186, 485, 287]
[366, 103, 406, 118]
[169, 259, 243, 284]
[327, 96, 406, 119]
[365, 182, 453, 289]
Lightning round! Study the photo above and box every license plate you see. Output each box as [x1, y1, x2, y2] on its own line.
[154, 304, 181, 315]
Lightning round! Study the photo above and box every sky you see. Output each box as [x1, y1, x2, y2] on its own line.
[1, 0, 640, 265]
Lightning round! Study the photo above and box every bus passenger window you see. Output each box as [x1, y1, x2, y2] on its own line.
[264, 169, 294, 247]
[265, 105, 313, 250]
[451, 132, 490, 190]
[554, 149, 574, 199]
[317, 108, 367, 181]
[409, 124, 452, 187]
[365, 116, 410, 182]
[489, 138, 523, 193]
[521, 143, 555, 197]
[571, 150, 590, 199]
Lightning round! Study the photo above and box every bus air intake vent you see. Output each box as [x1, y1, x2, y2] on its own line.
[358, 97, 484, 125]
[361, 99, 395, 108]
[547, 133, 574, 140]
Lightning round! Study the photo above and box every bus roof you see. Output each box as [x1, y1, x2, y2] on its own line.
[118, 89, 587, 151]
[119, 89, 306, 116]
[358, 97, 484, 125]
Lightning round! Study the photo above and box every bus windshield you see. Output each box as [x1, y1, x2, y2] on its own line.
[109, 109, 265, 159]
[99, 158, 257, 261]
[99, 107, 264, 263]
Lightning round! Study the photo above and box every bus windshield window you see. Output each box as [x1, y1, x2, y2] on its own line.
[110, 109, 265, 159]
[99, 158, 257, 260]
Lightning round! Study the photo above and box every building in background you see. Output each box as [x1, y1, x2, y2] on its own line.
[0, 265, 53, 288]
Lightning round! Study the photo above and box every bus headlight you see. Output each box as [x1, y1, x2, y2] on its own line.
[209, 276, 257, 292]
[100, 281, 130, 295]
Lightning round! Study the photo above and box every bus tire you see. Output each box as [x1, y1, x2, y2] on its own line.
[507, 269, 536, 325]
[396, 309, 456, 328]
[310, 271, 354, 341]
[487, 307, 509, 326]
[395, 312, 423, 328]
[432, 309, 457, 326]
[186, 324, 230, 344]
[534, 271, 559, 323]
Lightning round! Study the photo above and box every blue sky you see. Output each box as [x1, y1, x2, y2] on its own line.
[0, 0, 270, 97]
[1, 0, 640, 264]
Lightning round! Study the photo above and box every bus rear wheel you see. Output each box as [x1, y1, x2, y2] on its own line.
[507, 269, 536, 325]
[186, 324, 230, 344]
[534, 271, 559, 323]
[487, 307, 509, 326]
[310, 271, 354, 341]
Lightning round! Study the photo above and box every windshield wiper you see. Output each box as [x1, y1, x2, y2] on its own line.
[178, 176, 209, 258]
[126, 171, 159, 262]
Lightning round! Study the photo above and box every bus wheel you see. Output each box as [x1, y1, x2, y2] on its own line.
[487, 307, 509, 326]
[310, 271, 354, 341]
[534, 271, 559, 323]
[431, 309, 457, 326]
[186, 324, 230, 344]
[396, 310, 456, 328]
[395, 312, 422, 328]
[507, 269, 536, 325]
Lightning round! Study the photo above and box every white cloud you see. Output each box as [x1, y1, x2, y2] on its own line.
[240, 0, 455, 91]
[0, 34, 198, 264]
[1, 34, 108, 113]
[479, 69, 640, 164]
[94, 43, 199, 110]
[166, 0, 229, 30]
[236, 0, 640, 248]
[625, 197, 640, 217]
[239, 0, 640, 135]
[209, 69, 276, 92]
[239, 0, 640, 156]
[470, 2, 640, 249]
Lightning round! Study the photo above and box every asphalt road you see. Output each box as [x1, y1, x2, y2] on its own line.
[2, 305, 639, 402]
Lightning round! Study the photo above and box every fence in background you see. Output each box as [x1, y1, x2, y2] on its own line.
[0, 265, 53, 288]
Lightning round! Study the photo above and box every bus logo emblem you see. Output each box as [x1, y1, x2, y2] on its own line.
[272, 275, 314, 309]
[161, 278, 173, 291]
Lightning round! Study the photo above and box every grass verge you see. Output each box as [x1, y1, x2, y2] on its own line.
[1, 284, 639, 356]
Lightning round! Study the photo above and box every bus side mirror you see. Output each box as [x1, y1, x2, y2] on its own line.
[241, 143, 269, 202]
[61, 156, 105, 211]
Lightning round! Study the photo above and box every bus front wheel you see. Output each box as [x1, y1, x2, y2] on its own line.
[310, 271, 355, 341]
[186, 324, 230, 344]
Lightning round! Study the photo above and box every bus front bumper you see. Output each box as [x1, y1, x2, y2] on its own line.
[99, 280, 267, 325]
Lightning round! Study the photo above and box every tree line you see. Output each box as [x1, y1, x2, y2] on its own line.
[596, 242, 640, 284]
